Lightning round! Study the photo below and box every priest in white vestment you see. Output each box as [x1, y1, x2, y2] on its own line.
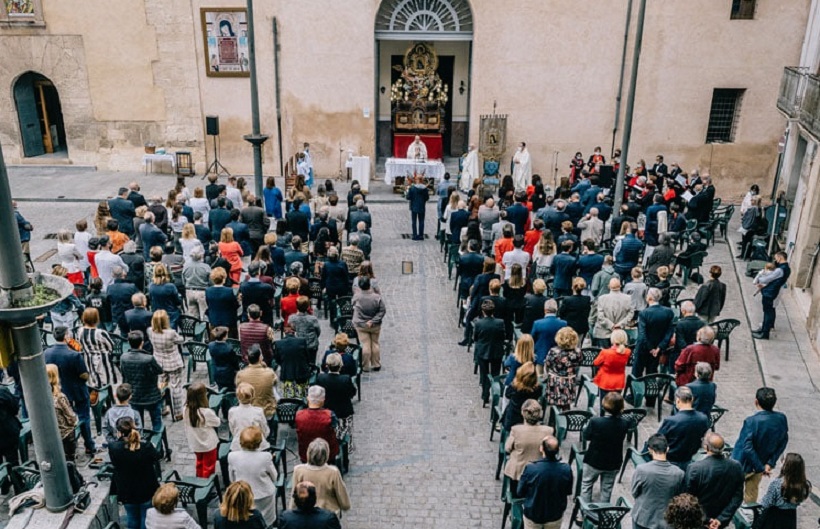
[512, 142, 532, 193]
[302, 142, 314, 187]
[407, 135, 428, 160]
[460, 144, 480, 192]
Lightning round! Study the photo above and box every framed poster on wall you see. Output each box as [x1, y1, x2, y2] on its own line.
[201, 8, 249, 77]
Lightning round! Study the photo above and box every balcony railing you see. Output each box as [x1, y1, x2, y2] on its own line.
[777, 67, 820, 140]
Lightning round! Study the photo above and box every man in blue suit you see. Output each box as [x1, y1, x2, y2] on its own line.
[209, 197, 232, 242]
[550, 240, 577, 297]
[505, 192, 530, 236]
[406, 176, 430, 241]
[633, 288, 675, 402]
[138, 211, 167, 261]
[656, 386, 709, 470]
[531, 299, 567, 377]
[731, 387, 789, 503]
[449, 201, 470, 244]
[109, 187, 136, 237]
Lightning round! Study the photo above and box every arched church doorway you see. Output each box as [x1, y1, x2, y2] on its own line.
[375, 0, 473, 159]
[14, 72, 68, 157]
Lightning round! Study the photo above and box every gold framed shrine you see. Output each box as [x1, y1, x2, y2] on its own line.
[390, 42, 448, 133]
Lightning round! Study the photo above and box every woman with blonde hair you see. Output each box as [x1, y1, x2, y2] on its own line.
[532, 230, 556, 279]
[441, 189, 461, 238]
[592, 329, 631, 414]
[502, 362, 541, 432]
[109, 417, 160, 529]
[214, 481, 266, 529]
[290, 438, 351, 516]
[218, 227, 244, 284]
[95, 200, 112, 236]
[227, 427, 278, 527]
[503, 334, 535, 387]
[228, 383, 270, 452]
[543, 327, 582, 410]
[148, 264, 182, 329]
[145, 483, 201, 529]
[179, 223, 203, 265]
[57, 229, 85, 285]
[78, 307, 117, 387]
[47, 364, 78, 462]
[147, 309, 185, 420]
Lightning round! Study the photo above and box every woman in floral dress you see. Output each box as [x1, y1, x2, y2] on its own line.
[542, 327, 582, 411]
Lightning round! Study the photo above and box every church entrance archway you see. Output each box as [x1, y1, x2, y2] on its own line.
[14, 71, 68, 157]
[375, 0, 473, 159]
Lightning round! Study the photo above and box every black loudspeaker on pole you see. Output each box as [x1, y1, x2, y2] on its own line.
[204, 115, 230, 178]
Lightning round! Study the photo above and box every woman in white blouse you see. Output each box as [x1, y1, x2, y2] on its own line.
[227, 426, 278, 527]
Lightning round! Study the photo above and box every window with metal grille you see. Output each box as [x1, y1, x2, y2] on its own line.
[706, 89, 745, 143]
[731, 0, 756, 19]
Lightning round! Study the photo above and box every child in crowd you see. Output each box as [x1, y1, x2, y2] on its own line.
[104, 383, 142, 446]
[74, 219, 92, 280]
[87, 237, 101, 279]
[655, 265, 672, 306]
[753, 262, 777, 296]
[85, 277, 113, 331]
[47, 364, 78, 462]
[183, 383, 221, 478]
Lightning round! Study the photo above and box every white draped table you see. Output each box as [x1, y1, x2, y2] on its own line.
[384, 158, 446, 185]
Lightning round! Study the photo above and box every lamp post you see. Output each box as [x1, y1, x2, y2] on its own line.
[0, 145, 74, 511]
[243, 0, 268, 199]
[613, 0, 647, 213]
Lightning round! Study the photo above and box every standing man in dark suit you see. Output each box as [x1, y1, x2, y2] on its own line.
[280, 482, 341, 529]
[650, 154, 668, 179]
[127, 181, 148, 209]
[550, 241, 578, 297]
[240, 194, 270, 256]
[540, 199, 571, 240]
[671, 300, 705, 373]
[521, 279, 548, 335]
[448, 200, 470, 244]
[406, 176, 430, 241]
[633, 288, 674, 387]
[138, 211, 167, 261]
[505, 192, 530, 236]
[752, 252, 790, 340]
[656, 386, 709, 470]
[205, 174, 226, 203]
[286, 197, 310, 245]
[631, 433, 684, 529]
[531, 299, 567, 378]
[108, 266, 139, 333]
[472, 299, 506, 404]
[109, 187, 136, 237]
[517, 436, 573, 529]
[239, 261, 274, 323]
[209, 197, 232, 243]
[44, 326, 98, 456]
[731, 387, 789, 503]
[685, 432, 744, 529]
[458, 240, 485, 300]
[123, 292, 154, 352]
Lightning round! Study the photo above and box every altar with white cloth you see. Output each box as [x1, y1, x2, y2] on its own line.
[384, 158, 446, 185]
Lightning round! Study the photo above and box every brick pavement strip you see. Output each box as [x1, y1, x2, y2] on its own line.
[3, 171, 820, 528]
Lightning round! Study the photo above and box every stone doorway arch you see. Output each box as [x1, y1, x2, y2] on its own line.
[13, 71, 68, 157]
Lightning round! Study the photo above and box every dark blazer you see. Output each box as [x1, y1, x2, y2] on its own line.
[685, 455, 744, 527]
[321, 260, 351, 297]
[479, 294, 512, 339]
[205, 183, 225, 202]
[286, 209, 310, 240]
[577, 254, 604, 285]
[557, 295, 591, 336]
[657, 409, 710, 463]
[108, 279, 139, 329]
[239, 280, 275, 324]
[694, 279, 726, 320]
[44, 344, 89, 403]
[583, 415, 630, 471]
[109, 197, 136, 236]
[120, 254, 145, 290]
[148, 283, 181, 325]
[240, 206, 270, 241]
[139, 223, 167, 261]
[472, 316, 506, 361]
[505, 203, 529, 235]
[540, 208, 570, 238]
[316, 372, 357, 419]
[205, 286, 240, 328]
[209, 208, 232, 241]
[108, 440, 160, 504]
[449, 209, 470, 244]
[517, 458, 573, 524]
[458, 252, 485, 296]
[227, 221, 253, 257]
[278, 507, 341, 529]
[406, 184, 430, 214]
[270, 246, 287, 276]
[675, 315, 705, 354]
[194, 224, 212, 247]
[563, 203, 583, 228]
[284, 249, 310, 270]
[503, 385, 541, 432]
[123, 308, 153, 351]
[635, 304, 675, 354]
[127, 191, 147, 209]
[730, 410, 789, 474]
[550, 253, 577, 292]
[687, 379, 717, 415]
[531, 315, 568, 365]
[208, 341, 240, 391]
[309, 219, 339, 245]
[521, 293, 547, 335]
[614, 234, 643, 274]
[274, 335, 311, 382]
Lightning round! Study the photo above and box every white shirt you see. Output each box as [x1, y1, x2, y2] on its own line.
[189, 197, 211, 224]
[95, 250, 128, 291]
[228, 449, 278, 499]
[74, 231, 92, 270]
[502, 248, 531, 279]
[226, 185, 244, 209]
[228, 403, 270, 451]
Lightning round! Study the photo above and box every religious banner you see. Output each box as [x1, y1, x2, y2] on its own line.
[201, 8, 250, 78]
[479, 112, 507, 176]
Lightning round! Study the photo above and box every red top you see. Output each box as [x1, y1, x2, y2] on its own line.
[494, 237, 514, 265]
[280, 293, 299, 326]
[218, 241, 244, 282]
[87, 251, 99, 279]
[523, 229, 542, 256]
[674, 343, 720, 387]
[295, 407, 339, 463]
[592, 346, 632, 392]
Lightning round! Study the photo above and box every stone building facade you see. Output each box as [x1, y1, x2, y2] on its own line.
[0, 0, 810, 200]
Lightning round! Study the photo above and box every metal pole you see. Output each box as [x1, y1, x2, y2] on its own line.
[611, 0, 634, 157]
[243, 0, 269, 199]
[613, 0, 647, 213]
[273, 17, 284, 183]
[0, 146, 73, 511]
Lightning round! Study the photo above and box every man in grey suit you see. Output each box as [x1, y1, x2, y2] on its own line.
[631, 433, 684, 529]
[591, 278, 633, 348]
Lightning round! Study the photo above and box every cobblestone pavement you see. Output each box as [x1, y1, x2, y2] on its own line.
[2, 168, 820, 528]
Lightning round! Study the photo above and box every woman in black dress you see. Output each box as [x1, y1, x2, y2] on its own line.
[558, 277, 591, 344]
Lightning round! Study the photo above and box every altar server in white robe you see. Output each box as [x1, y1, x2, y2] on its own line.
[512, 142, 532, 193]
[407, 135, 428, 160]
[302, 142, 314, 187]
[297, 153, 310, 183]
[460, 144, 480, 192]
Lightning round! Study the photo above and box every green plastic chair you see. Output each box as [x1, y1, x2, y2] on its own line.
[0, 462, 11, 495]
[495, 428, 508, 480]
[712, 319, 741, 361]
[680, 250, 708, 286]
[569, 444, 586, 499]
[570, 496, 631, 528]
[10, 461, 41, 493]
[163, 469, 223, 528]
[501, 475, 525, 529]
[183, 341, 210, 383]
[623, 373, 674, 421]
[617, 447, 651, 483]
[548, 406, 592, 443]
[621, 408, 648, 448]
[447, 243, 460, 279]
[709, 405, 728, 432]
[18, 420, 31, 463]
[574, 375, 599, 411]
[178, 315, 208, 342]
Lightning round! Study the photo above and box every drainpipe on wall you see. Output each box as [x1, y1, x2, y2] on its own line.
[273, 17, 284, 183]
[611, 0, 634, 157]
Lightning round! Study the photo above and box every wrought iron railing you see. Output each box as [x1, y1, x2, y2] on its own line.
[777, 67, 820, 140]
[800, 73, 820, 140]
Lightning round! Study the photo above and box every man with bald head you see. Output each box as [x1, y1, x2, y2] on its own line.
[685, 432, 744, 529]
[517, 435, 572, 529]
[591, 277, 632, 348]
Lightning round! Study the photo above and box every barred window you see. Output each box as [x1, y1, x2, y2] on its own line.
[706, 89, 745, 143]
[731, 0, 756, 20]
